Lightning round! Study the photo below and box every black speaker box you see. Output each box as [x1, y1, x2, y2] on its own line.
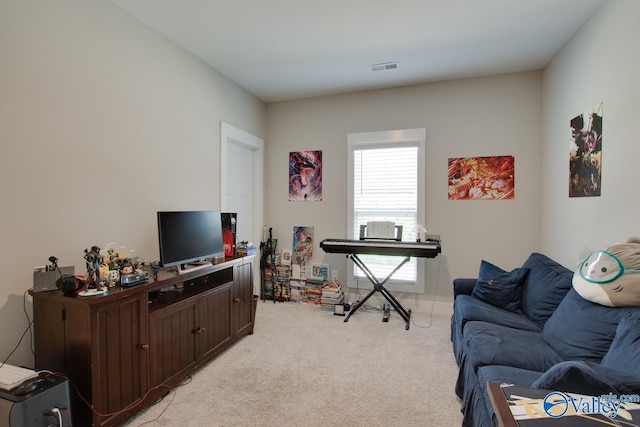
[33, 267, 74, 293]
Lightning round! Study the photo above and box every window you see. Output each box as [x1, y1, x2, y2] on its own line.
[347, 128, 426, 293]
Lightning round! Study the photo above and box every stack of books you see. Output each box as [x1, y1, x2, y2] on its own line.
[320, 282, 344, 312]
[289, 278, 305, 302]
[274, 264, 291, 301]
[274, 284, 290, 301]
[304, 277, 324, 305]
[262, 267, 275, 300]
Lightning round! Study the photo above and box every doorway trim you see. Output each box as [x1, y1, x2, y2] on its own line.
[220, 122, 264, 251]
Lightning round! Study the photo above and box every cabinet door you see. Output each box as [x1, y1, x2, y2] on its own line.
[148, 298, 197, 388]
[91, 295, 148, 427]
[232, 261, 253, 337]
[197, 282, 232, 360]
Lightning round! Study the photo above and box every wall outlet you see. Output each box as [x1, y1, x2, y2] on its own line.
[332, 270, 338, 280]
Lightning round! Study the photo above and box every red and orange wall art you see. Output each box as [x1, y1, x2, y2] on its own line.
[448, 156, 515, 200]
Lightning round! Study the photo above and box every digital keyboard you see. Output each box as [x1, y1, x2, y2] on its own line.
[320, 238, 441, 258]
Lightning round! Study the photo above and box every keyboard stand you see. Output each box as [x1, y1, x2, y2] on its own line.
[344, 253, 412, 330]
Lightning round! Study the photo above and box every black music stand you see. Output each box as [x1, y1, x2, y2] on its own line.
[346, 224, 412, 330]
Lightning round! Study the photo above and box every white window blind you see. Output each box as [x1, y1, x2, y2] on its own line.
[353, 146, 418, 282]
[347, 128, 426, 293]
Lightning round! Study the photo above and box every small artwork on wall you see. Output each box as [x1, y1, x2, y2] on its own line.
[289, 150, 322, 201]
[448, 156, 515, 200]
[569, 103, 603, 197]
[292, 226, 314, 264]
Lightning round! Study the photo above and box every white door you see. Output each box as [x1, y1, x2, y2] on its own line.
[226, 142, 253, 243]
[220, 122, 264, 293]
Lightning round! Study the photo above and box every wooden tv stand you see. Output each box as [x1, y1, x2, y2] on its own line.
[31, 256, 255, 427]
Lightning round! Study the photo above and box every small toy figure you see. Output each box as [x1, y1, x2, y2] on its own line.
[84, 246, 106, 291]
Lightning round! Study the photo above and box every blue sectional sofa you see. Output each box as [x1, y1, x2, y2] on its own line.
[451, 252, 640, 427]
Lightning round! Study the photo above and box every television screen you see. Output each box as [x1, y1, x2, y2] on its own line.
[157, 210, 224, 268]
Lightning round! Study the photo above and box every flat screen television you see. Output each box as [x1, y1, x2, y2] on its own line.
[157, 210, 225, 274]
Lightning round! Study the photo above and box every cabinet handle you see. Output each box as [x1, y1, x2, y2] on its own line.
[194, 327, 206, 335]
[140, 344, 150, 351]
[234, 298, 240, 303]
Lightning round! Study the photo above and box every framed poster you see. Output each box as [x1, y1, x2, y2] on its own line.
[289, 150, 322, 201]
[448, 156, 515, 200]
[569, 103, 603, 197]
[292, 226, 314, 264]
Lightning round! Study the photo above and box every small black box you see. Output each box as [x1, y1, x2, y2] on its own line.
[33, 267, 74, 293]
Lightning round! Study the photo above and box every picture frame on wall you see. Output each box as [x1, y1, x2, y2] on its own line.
[310, 263, 329, 280]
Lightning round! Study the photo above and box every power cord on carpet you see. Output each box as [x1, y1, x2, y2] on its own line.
[132, 374, 193, 426]
[410, 254, 443, 329]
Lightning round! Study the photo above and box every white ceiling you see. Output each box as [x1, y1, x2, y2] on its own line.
[112, 0, 604, 103]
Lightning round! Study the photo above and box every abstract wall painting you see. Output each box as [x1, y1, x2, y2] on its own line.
[569, 103, 603, 197]
[448, 156, 515, 200]
[292, 226, 314, 265]
[289, 150, 322, 201]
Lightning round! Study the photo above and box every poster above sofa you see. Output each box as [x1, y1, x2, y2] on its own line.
[569, 103, 603, 198]
[447, 155, 515, 200]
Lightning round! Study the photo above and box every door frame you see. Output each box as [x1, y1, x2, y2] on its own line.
[219, 122, 264, 268]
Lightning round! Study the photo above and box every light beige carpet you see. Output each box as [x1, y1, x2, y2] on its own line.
[124, 301, 463, 426]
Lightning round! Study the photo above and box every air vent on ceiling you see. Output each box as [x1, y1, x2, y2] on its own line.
[370, 61, 399, 72]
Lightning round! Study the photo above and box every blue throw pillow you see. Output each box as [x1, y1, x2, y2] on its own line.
[542, 289, 637, 361]
[520, 253, 574, 328]
[471, 260, 529, 312]
[601, 312, 640, 378]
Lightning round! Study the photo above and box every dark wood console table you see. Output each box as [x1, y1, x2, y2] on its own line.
[31, 256, 254, 427]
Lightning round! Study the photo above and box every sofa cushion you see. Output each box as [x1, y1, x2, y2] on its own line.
[531, 361, 640, 396]
[520, 253, 574, 328]
[463, 321, 565, 373]
[542, 289, 637, 362]
[471, 260, 529, 313]
[477, 365, 543, 422]
[453, 295, 541, 332]
[601, 312, 640, 377]
[452, 295, 541, 364]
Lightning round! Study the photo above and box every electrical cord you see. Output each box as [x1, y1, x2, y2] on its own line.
[1, 320, 35, 368]
[49, 407, 63, 426]
[1, 290, 42, 369]
[23, 289, 35, 357]
[411, 254, 443, 329]
[44, 368, 195, 426]
[62, 370, 177, 420]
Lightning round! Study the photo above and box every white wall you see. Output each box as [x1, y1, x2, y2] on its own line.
[266, 72, 543, 308]
[0, 0, 265, 367]
[541, 0, 640, 266]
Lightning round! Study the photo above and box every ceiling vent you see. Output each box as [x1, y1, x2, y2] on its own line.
[370, 61, 399, 72]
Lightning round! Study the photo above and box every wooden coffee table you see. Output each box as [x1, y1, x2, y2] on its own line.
[487, 382, 518, 427]
[487, 382, 640, 426]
